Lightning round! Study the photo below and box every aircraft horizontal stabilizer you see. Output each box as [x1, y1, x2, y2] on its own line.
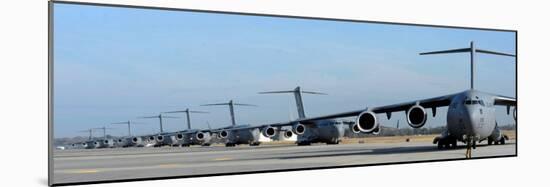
[475, 49, 516, 57]
[163, 110, 209, 114]
[419, 48, 470, 55]
[259, 90, 327, 95]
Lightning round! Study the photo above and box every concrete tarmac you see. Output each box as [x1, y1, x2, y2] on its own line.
[53, 141, 516, 184]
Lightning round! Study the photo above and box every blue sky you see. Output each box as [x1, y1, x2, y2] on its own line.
[53, 3, 516, 138]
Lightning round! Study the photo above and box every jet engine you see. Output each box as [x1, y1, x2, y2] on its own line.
[350, 123, 361, 134]
[132, 137, 142, 144]
[156, 135, 164, 142]
[489, 128, 502, 143]
[218, 130, 229, 139]
[406, 105, 427, 128]
[104, 139, 115, 148]
[355, 111, 378, 133]
[176, 133, 184, 140]
[283, 130, 293, 139]
[262, 126, 277, 138]
[371, 126, 381, 135]
[115, 139, 123, 147]
[196, 132, 211, 141]
[93, 141, 101, 148]
[513, 107, 517, 121]
[292, 123, 306, 135]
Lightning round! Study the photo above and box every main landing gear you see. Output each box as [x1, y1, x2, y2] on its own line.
[326, 139, 340, 145]
[488, 135, 508, 145]
[225, 143, 236, 147]
[433, 136, 457, 149]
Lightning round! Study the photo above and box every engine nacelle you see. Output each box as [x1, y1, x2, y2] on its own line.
[262, 126, 277, 138]
[115, 139, 123, 147]
[283, 130, 293, 139]
[371, 126, 381, 135]
[406, 105, 427, 128]
[196, 132, 211, 141]
[489, 127, 502, 142]
[155, 135, 164, 142]
[513, 107, 517, 121]
[292, 123, 306, 135]
[218, 130, 229, 139]
[355, 111, 378, 133]
[132, 137, 142, 144]
[176, 133, 184, 140]
[350, 123, 361, 134]
[93, 141, 101, 148]
[104, 139, 115, 148]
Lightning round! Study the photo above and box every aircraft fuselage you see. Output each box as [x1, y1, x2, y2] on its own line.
[297, 119, 345, 144]
[226, 126, 261, 145]
[446, 90, 498, 142]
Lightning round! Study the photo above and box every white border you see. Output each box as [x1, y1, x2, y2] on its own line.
[2, 0, 549, 187]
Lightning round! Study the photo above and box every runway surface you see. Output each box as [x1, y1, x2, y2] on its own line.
[53, 141, 516, 184]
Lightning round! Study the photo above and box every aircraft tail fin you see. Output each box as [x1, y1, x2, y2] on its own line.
[419, 41, 515, 90]
[259, 86, 327, 119]
[202, 100, 256, 126]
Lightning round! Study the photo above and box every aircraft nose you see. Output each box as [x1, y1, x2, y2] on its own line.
[464, 106, 481, 138]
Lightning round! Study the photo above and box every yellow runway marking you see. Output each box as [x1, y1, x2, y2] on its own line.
[213, 157, 232, 161]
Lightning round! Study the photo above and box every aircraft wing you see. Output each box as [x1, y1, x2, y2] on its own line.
[372, 94, 454, 113]
[155, 132, 180, 137]
[176, 129, 200, 134]
[282, 92, 459, 123]
[203, 123, 295, 133]
[493, 95, 516, 106]
[260, 91, 516, 128]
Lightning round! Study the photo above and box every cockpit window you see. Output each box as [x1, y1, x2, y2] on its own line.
[464, 99, 485, 106]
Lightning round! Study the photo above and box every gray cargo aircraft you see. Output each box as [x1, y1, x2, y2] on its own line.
[111, 121, 146, 147]
[74, 129, 96, 149]
[200, 100, 302, 146]
[259, 86, 365, 145]
[269, 42, 516, 149]
[138, 114, 179, 147]
[92, 126, 116, 148]
[201, 100, 269, 146]
[162, 109, 212, 146]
